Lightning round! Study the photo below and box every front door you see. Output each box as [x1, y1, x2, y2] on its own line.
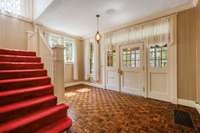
[105, 45, 120, 91]
[119, 43, 145, 96]
[147, 44, 169, 102]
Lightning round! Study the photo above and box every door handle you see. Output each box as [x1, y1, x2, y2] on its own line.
[118, 69, 123, 75]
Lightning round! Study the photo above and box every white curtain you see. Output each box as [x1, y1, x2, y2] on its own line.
[84, 40, 90, 80]
[0, 0, 33, 19]
[73, 42, 78, 80]
[104, 15, 175, 47]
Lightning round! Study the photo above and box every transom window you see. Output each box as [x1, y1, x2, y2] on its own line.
[150, 44, 168, 68]
[122, 48, 141, 68]
[0, 0, 22, 15]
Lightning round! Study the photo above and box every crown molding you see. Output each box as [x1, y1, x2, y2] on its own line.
[34, 22, 84, 40]
[0, 11, 33, 24]
[82, 1, 196, 39]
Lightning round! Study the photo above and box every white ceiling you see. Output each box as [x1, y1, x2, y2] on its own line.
[36, 0, 192, 37]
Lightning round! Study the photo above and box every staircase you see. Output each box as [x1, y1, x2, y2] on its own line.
[0, 49, 72, 133]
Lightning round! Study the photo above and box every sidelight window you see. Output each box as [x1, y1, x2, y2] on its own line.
[107, 50, 116, 67]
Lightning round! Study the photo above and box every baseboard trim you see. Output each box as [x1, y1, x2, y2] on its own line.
[64, 81, 105, 89]
[83, 82, 104, 89]
[178, 99, 200, 114]
[178, 99, 196, 108]
[195, 103, 200, 114]
[64, 82, 84, 88]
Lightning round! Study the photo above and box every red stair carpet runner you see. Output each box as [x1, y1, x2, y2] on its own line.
[0, 49, 72, 133]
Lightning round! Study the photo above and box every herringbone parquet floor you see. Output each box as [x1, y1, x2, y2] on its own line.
[64, 85, 200, 133]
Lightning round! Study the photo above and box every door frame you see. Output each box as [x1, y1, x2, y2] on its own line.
[104, 40, 177, 104]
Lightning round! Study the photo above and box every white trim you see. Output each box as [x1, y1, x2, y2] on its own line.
[83, 82, 104, 89]
[64, 81, 105, 89]
[0, 11, 32, 23]
[178, 99, 196, 108]
[64, 82, 84, 88]
[178, 99, 200, 114]
[196, 103, 200, 114]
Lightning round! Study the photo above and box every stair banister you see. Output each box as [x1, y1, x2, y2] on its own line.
[27, 28, 65, 102]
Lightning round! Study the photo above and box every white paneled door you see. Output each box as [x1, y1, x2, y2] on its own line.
[147, 44, 170, 102]
[119, 43, 145, 96]
[105, 45, 120, 91]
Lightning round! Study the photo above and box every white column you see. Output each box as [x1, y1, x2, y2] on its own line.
[52, 45, 65, 103]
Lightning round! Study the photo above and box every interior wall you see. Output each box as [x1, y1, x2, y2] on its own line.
[64, 39, 84, 83]
[77, 39, 84, 81]
[0, 14, 33, 50]
[64, 64, 73, 82]
[177, 2, 200, 101]
[194, 3, 200, 104]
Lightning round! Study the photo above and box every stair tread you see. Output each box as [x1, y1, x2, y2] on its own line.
[0, 62, 42, 64]
[37, 117, 72, 133]
[0, 69, 46, 73]
[0, 84, 53, 97]
[0, 54, 39, 59]
[0, 76, 50, 84]
[0, 104, 68, 132]
[0, 49, 36, 56]
[0, 95, 56, 113]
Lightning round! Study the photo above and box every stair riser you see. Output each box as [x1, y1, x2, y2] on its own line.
[0, 78, 51, 91]
[9, 108, 67, 132]
[0, 70, 47, 80]
[0, 49, 36, 56]
[0, 87, 53, 106]
[0, 97, 57, 123]
[0, 63, 43, 70]
[0, 56, 41, 63]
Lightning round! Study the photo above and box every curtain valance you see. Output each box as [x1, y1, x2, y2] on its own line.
[104, 15, 176, 46]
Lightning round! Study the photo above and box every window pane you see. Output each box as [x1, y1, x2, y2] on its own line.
[122, 47, 141, 68]
[149, 45, 168, 68]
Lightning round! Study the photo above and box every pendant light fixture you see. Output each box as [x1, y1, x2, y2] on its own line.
[95, 14, 101, 44]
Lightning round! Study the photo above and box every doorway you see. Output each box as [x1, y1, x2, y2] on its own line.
[105, 42, 176, 103]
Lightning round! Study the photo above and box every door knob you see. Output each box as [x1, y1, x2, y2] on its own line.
[118, 69, 123, 75]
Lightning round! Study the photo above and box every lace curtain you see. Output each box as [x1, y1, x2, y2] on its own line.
[104, 15, 176, 47]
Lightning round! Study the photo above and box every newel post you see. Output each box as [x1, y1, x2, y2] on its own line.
[52, 45, 65, 103]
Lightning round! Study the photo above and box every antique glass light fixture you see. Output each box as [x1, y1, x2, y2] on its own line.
[95, 14, 101, 44]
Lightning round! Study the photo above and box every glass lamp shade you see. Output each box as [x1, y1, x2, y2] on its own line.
[95, 31, 101, 44]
